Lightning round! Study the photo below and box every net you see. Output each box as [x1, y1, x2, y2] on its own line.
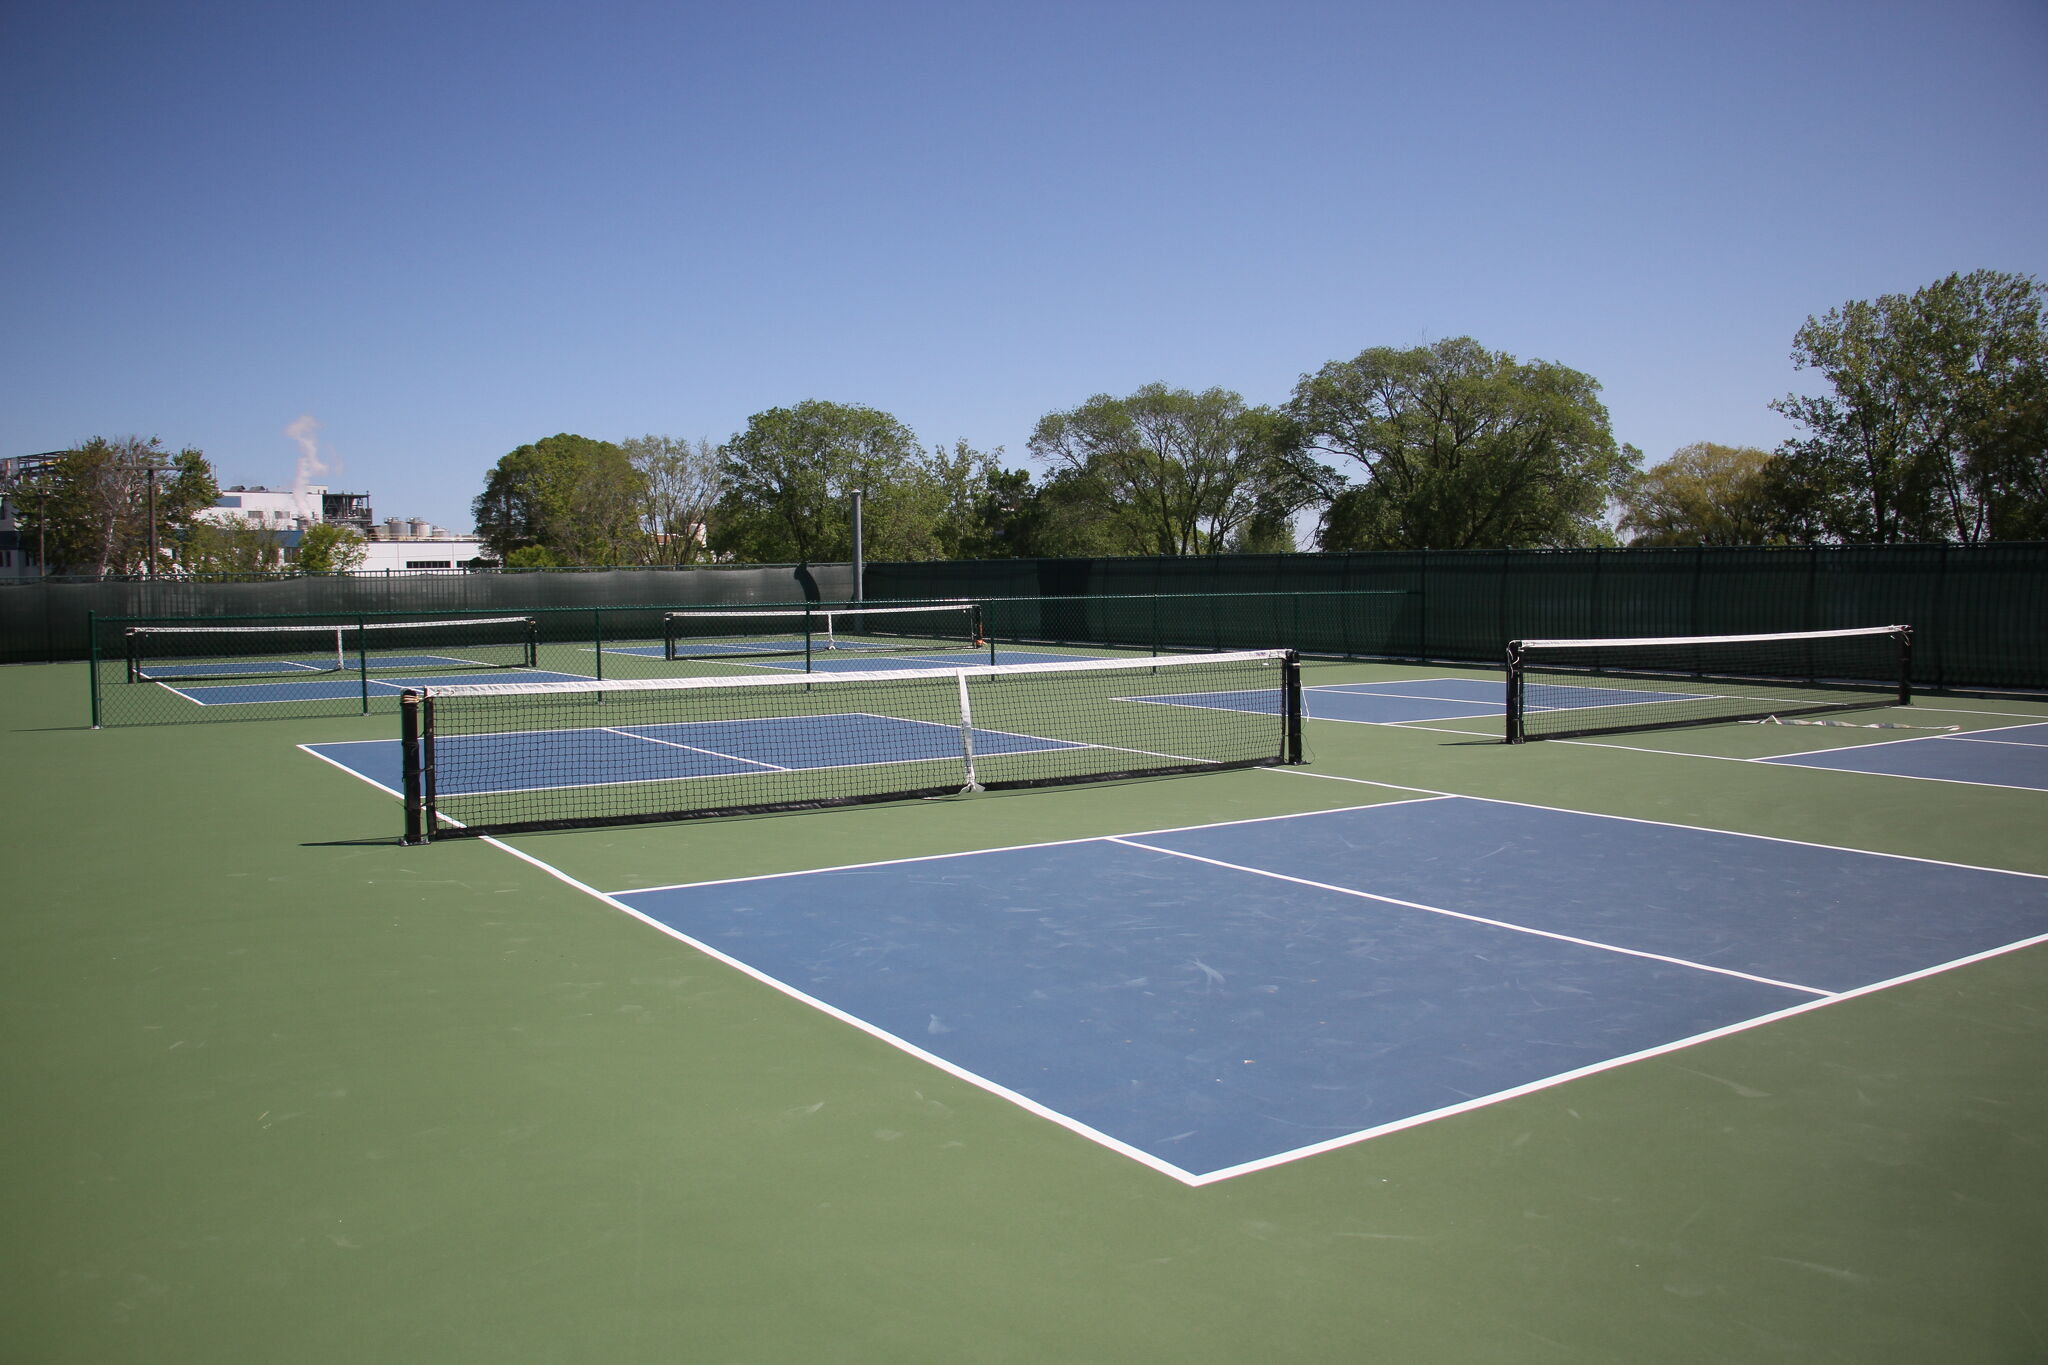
[400, 649, 1303, 840]
[126, 615, 540, 683]
[663, 603, 987, 663]
[1505, 625, 1913, 742]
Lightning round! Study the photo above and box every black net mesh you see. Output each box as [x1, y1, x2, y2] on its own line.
[408, 650, 1302, 838]
[1506, 626, 1913, 742]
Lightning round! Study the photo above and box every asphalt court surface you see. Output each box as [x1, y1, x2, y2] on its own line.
[1764, 720, 2048, 791]
[603, 797, 2048, 1182]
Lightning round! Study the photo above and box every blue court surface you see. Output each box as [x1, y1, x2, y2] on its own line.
[155, 667, 592, 706]
[1764, 720, 2048, 791]
[1138, 676, 1708, 726]
[305, 712, 1083, 796]
[599, 798, 2048, 1183]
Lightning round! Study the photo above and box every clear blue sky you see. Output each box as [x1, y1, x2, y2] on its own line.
[5, 0, 2044, 534]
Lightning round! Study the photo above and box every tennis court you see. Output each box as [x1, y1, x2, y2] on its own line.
[7, 638, 2047, 1362]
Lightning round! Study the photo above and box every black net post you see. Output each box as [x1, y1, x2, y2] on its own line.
[401, 690, 429, 844]
[1504, 641, 1526, 744]
[357, 615, 372, 714]
[1283, 651, 1304, 764]
[1897, 625, 1914, 706]
[89, 612, 104, 727]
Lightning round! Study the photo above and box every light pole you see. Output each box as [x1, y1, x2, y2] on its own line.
[851, 489, 864, 602]
[139, 461, 180, 578]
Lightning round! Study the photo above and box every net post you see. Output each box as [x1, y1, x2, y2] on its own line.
[593, 608, 604, 680]
[803, 607, 815, 673]
[400, 690, 428, 844]
[356, 616, 371, 714]
[90, 612, 105, 727]
[1282, 650, 1304, 764]
[1504, 641, 1526, 744]
[1896, 625, 1914, 707]
[525, 615, 541, 669]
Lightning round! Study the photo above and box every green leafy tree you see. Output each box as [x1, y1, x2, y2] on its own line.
[914, 438, 1008, 561]
[1288, 338, 1638, 550]
[709, 401, 993, 563]
[13, 437, 217, 575]
[473, 434, 647, 565]
[1617, 443, 1788, 546]
[178, 517, 285, 573]
[503, 544, 564, 569]
[294, 522, 369, 574]
[1771, 270, 2048, 543]
[1028, 384, 1328, 556]
[620, 434, 723, 564]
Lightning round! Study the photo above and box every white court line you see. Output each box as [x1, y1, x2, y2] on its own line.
[1944, 732, 2048, 749]
[477, 796, 2048, 1187]
[1755, 762, 2048, 797]
[480, 835, 1214, 1186]
[296, 725, 2048, 1182]
[607, 798, 1454, 896]
[297, 742, 405, 799]
[1495, 725, 2048, 783]
[598, 725, 790, 772]
[1196, 927, 2048, 1184]
[1512, 734, 2048, 794]
[1263, 766, 2048, 881]
[1104, 837, 1832, 996]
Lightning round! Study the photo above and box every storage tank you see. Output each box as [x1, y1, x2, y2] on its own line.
[408, 518, 431, 538]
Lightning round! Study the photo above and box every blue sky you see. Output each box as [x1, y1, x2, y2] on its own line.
[5, 0, 2044, 534]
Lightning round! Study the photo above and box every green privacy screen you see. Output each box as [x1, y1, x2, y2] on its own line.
[15, 544, 2047, 695]
[866, 544, 2048, 693]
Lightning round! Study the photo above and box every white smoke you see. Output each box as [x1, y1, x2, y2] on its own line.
[285, 414, 328, 524]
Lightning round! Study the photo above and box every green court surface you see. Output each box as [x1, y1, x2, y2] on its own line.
[5, 655, 2046, 1364]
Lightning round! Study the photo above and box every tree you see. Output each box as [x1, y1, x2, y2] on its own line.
[1287, 338, 1638, 550]
[473, 434, 646, 565]
[1770, 270, 2048, 544]
[504, 544, 564, 569]
[709, 401, 994, 563]
[178, 517, 285, 573]
[1617, 443, 1787, 546]
[13, 436, 216, 575]
[620, 434, 723, 564]
[1028, 384, 1330, 556]
[295, 522, 368, 574]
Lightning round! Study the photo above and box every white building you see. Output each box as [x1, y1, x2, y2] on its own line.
[1, 464, 491, 578]
[202, 485, 489, 571]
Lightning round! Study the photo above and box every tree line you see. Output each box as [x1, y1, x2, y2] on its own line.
[11, 269, 2041, 576]
[474, 269, 2047, 564]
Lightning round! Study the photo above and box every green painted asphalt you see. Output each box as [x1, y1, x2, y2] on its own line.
[4, 658, 2045, 1363]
